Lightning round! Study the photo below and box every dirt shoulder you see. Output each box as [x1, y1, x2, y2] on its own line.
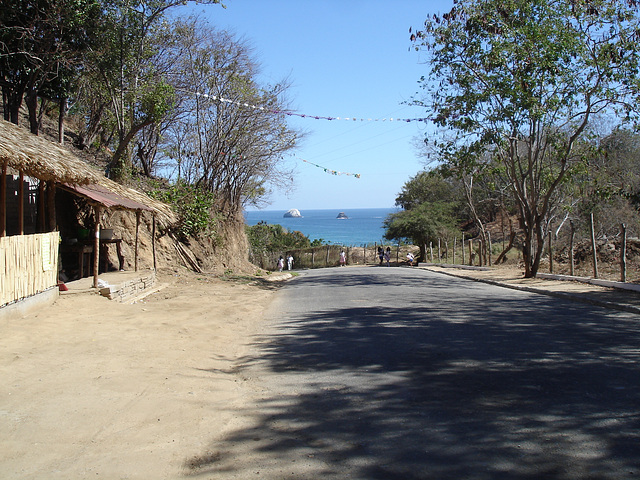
[0, 269, 280, 479]
[417, 263, 640, 314]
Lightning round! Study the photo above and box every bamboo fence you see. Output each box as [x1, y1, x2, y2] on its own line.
[1, 231, 59, 306]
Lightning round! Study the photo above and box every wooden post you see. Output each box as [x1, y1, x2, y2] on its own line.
[462, 232, 465, 265]
[569, 221, 575, 276]
[18, 171, 24, 235]
[0, 161, 6, 237]
[548, 231, 553, 274]
[326, 245, 330, 266]
[445, 239, 449, 264]
[363, 245, 366, 265]
[429, 242, 433, 262]
[453, 237, 457, 265]
[47, 181, 56, 232]
[590, 212, 598, 279]
[311, 249, 315, 267]
[93, 205, 101, 288]
[135, 209, 141, 272]
[620, 223, 627, 283]
[501, 207, 505, 251]
[487, 231, 492, 266]
[152, 214, 157, 272]
[38, 181, 45, 233]
[396, 243, 399, 266]
[468, 239, 473, 266]
[437, 238, 441, 263]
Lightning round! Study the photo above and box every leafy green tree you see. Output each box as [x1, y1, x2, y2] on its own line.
[386, 170, 463, 261]
[161, 18, 302, 215]
[75, 1, 223, 181]
[384, 202, 459, 261]
[411, 0, 640, 277]
[395, 170, 464, 211]
[149, 181, 218, 240]
[246, 222, 311, 254]
[0, 0, 100, 132]
[567, 128, 640, 238]
[593, 128, 640, 207]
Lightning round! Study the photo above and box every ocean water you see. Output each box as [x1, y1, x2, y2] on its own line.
[244, 208, 397, 246]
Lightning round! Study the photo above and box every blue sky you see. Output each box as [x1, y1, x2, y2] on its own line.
[180, 0, 454, 211]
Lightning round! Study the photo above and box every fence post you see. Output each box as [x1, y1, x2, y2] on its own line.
[590, 212, 598, 279]
[462, 232, 465, 265]
[445, 239, 449, 264]
[548, 230, 553, 274]
[468, 239, 473, 266]
[620, 223, 627, 283]
[438, 238, 441, 263]
[430, 242, 433, 262]
[396, 243, 400, 266]
[363, 245, 366, 265]
[326, 245, 330, 267]
[570, 221, 575, 276]
[487, 231, 492, 266]
[453, 237, 457, 265]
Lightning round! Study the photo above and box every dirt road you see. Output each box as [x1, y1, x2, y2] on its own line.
[0, 270, 278, 479]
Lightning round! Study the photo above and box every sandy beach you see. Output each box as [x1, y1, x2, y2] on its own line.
[0, 269, 279, 479]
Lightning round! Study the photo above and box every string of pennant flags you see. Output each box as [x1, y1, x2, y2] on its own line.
[300, 158, 361, 178]
[180, 88, 429, 123]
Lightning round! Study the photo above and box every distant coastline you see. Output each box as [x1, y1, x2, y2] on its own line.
[244, 207, 398, 246]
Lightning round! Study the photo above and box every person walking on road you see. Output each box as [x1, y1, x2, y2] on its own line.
[339, 250, 347, 267]
[287, 254, 294, 271]
[384, 247, 391, 267]
[277, 256, 284, 272]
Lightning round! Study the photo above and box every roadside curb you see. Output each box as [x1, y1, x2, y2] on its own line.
[537, 273, 640, 293]
[263, 272, 293, 282]
[422, 267, 640, 316]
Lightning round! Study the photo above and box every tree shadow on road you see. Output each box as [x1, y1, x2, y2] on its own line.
[186, 269, 640, 479]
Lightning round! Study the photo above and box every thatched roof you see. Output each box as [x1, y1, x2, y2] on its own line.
[0, 120, 176, 226]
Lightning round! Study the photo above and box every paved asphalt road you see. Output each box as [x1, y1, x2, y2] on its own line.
[214, 266, 640, 479]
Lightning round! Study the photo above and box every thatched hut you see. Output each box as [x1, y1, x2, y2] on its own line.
[0, 119, 176, 311]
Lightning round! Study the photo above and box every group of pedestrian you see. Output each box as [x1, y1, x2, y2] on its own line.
[277, 254, 295, 272]
[277, 248, 414, 271]
[377, 246, 415, 267]
[377, 246, 392, 267]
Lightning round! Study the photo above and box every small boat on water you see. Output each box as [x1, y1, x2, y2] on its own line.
[336, 212, 348, 219]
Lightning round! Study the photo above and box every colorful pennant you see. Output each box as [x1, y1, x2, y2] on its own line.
[300, 158, 361, 178]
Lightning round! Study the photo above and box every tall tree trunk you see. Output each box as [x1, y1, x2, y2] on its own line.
[37, 97, 50, 132]
[58, 97, 67, 144]
[520, 212, 533, 277]
[531, 220, 545, 277]
[78, 101, 107, 149]
[24, 87, 39, 134]
[107, 118, 154, 181]
[4, 84, 26, 124]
